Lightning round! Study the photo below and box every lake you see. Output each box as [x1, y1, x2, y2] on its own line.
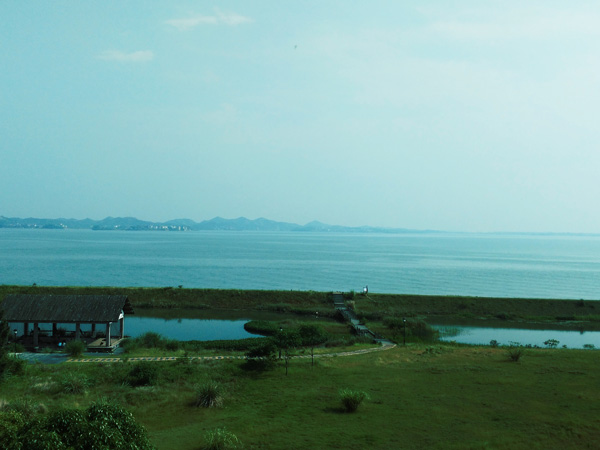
[1, 229, 600, 299]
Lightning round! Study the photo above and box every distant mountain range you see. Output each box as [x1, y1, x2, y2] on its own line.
[0, 215, 431, 233]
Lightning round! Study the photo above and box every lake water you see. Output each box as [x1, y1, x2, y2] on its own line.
[1, 229, 599, 299]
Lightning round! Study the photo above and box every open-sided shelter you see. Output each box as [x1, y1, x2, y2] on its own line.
[2, 294, 134, 348]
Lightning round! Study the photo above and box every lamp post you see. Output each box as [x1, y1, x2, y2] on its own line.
[279, 327, 283, 359]
[13, 329, 17, 354]
[403, 318, 406, 346]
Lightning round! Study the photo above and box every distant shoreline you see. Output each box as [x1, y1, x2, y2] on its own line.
[2, 215, 599, 235]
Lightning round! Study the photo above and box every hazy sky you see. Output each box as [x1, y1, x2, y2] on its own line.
[2, 1, 600, 233]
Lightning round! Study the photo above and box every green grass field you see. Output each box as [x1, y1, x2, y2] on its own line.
[2, 286, 600, 448]
[2, 344, 599, 449]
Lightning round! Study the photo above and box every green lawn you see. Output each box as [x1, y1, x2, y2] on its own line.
[2, 344, 599, 449]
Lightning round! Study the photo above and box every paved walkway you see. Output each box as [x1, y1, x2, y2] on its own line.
[64, 342, 396, 363]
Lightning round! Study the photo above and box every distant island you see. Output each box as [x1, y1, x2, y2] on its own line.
[0, 215, 432, 234]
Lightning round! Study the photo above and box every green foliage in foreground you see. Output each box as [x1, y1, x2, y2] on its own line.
[203, 427, 241, 450]
[2, 344, 600, 449]
[0, 401, 155, 450]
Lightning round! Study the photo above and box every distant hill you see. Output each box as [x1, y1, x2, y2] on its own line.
[0, 215, 430, 233]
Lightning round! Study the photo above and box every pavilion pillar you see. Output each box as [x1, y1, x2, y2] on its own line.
[119, 316, 124, 339]
[106, 323, 111, 347]
[33, 322, 39, 349]
[91, 323, 97, 338]
[52, 323, 57, 337]
[75, 323, 81, 340]
[24, 322, 29, 336]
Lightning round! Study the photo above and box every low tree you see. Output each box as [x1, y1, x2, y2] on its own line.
[273, 329, 300, 375]
[298, 324, 328, 367]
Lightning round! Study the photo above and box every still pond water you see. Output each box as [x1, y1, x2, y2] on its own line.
[435, 324, 600, 349]
[13, 318, 599, 349]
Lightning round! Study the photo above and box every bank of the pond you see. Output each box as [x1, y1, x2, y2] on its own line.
[2, 285, 599, 326]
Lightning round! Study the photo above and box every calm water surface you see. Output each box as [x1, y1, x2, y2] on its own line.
[435, 325, 600, 349]
[1, 229, 599, 299]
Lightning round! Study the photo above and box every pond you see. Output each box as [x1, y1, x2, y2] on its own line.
[433, 324, 600, 349]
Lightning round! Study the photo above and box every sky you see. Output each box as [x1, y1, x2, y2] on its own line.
[1, 1, 600, 233]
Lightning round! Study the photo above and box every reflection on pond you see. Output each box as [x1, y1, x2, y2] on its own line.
[433, 324, 600, 349]
[125, 309, 326, 342]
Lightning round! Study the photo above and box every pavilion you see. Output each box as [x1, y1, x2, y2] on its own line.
[2, 294, 134, 349]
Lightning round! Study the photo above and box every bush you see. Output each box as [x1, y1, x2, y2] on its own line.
[127, 361, 159, 387]
[1, 398, 47, 419]
[0, 354, 27, 380]
[138, 332, 163, 348]
[0, 409, 26, 450]
[339, 388, 369, 413]
[60, 372, 90, 395]
[383, 317, 438, 342]
[65, 340, 86, 357]
[195, 381, 223, 408]
[506, 346, 524, 362]
[13, 401, 158, 450]
[203, 427, 241, 450]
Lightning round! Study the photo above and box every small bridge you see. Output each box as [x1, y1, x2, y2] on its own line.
[332, 292, 391, 345]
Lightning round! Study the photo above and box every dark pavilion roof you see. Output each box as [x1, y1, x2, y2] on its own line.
[1, 295, 134, 323]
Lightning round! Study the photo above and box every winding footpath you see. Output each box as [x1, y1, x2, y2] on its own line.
[64, 341, 396, 363]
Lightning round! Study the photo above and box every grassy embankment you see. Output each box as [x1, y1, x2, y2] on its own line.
[1, 344, 600, 449]
[2, 285, 599, 323]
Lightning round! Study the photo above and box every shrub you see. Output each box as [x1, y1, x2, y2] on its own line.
[164, 339, 180, 351]
[23, 401, 157, 450]
[203, 427, 241, 450]
[544, 339, 559, 348]
[489, 340, 499, 347]
[0, 354, 27, 380]
[60, 372, 90, 395]
[138, 332, 163, 348]
[1, 398, 47, 419]
[195, 381, 223, 408]
[127, 361, 159, 387]
[65, 340, 86, 357]
[339, 388, 369, 413]
[0, 409, 26, 449]
[506, 346, 524, 362]
[384, 317, 438, 342]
